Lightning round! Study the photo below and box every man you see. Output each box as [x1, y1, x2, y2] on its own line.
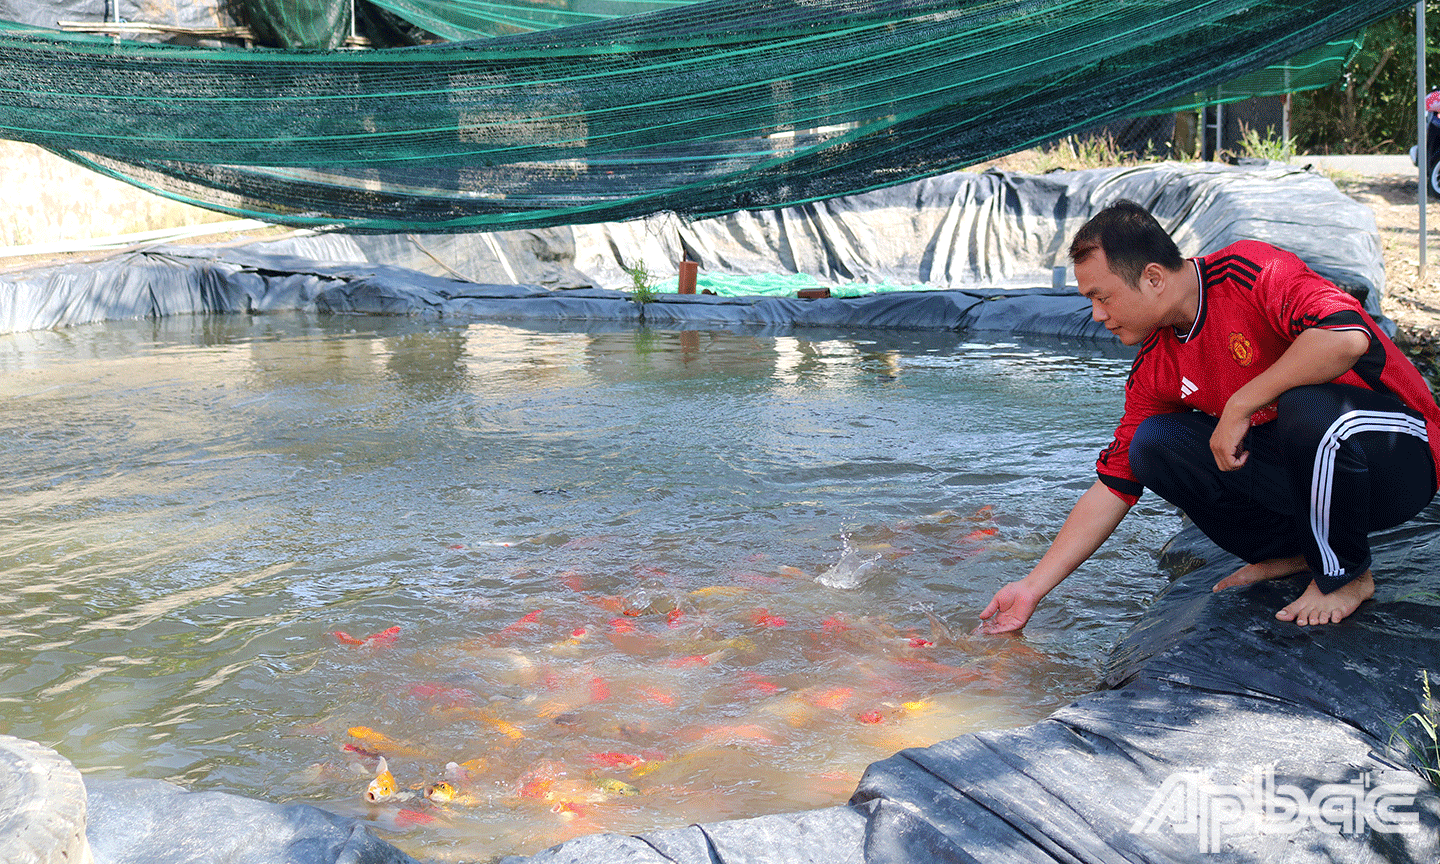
[979, 199, 1440, 632]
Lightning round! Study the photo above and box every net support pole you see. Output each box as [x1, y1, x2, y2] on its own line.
[1420, 0, 1428, 279]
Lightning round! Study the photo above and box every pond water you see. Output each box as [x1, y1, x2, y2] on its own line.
[0, 314, 1178, 862]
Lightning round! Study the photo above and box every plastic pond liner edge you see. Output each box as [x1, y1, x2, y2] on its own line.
[0, 161, 1389, 339]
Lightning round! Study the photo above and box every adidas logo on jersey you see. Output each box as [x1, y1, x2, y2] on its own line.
[1180, 376, 1197, 399]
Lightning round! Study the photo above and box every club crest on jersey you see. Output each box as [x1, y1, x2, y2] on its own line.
[1228, 332, 1255, 367]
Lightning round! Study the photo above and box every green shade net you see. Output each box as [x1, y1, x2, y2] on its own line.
[366, 0, 707, 41]
[1157, 34, 1367, 114]
[0, 0, 1410, 232]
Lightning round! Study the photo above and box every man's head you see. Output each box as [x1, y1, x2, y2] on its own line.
[1069, 201, 1189, 345]
[1068, 199, 1184, 285]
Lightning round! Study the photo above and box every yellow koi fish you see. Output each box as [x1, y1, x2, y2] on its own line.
[424, 780, 480, 807]
[348, 726, 426, 758]
[365, 757, 398, 802]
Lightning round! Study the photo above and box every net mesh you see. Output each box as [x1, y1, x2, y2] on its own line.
[0, 0, 1406, 232]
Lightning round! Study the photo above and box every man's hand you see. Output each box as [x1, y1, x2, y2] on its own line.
[978, 580, 1043, 634]
[1209, 409, 1251, 471]
[975, 480, 1132, 636]
[1208, 327, 1370, 473]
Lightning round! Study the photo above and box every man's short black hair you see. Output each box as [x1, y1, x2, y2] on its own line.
[1068, 199, 1185, 285]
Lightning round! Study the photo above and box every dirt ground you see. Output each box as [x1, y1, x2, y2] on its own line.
[1336, 175, 1440, 382]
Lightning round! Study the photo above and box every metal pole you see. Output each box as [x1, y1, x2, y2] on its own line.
[1420, 0, 1428, 278]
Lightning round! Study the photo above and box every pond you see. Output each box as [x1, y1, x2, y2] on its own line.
[0, 314, 1178, 862]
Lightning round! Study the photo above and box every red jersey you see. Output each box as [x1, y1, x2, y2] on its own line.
[1097, 239, 1440, 505]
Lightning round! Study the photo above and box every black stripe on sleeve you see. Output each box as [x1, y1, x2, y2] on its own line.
[1314, 310, 1388, 395]
[1099, 473, 1144, 500]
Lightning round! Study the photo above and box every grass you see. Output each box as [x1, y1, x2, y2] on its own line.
[1389, 669, 1440, 787]
[975, 121, 1301, 176]
[624, 260, 656, 303]
[1229, 123, 1294, 162]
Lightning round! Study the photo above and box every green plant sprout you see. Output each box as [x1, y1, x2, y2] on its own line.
[1389, 669, 1440, 787]
[624, 261, 656, 304]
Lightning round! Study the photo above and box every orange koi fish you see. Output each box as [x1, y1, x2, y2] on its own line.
[465, 708, 526, 740]
[635, 685, 675, 706]
[750, 608, 787, 627]
[348, 726, 426, 758]
[588, 676, 611, 702]
[737, 671, 781, 696]
[497, 609, 543, 638]
[331, 626, 400, 648]
[586, 751, 644, 770]
[802, 686, 854, 710]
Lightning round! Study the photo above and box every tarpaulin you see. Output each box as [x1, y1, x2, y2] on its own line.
[0, 162, 1386, 337]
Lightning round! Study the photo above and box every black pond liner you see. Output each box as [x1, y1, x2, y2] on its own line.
[0, 162, 1388, 339]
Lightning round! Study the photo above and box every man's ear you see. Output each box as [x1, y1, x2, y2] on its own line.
[1140, 261, 1166, 292]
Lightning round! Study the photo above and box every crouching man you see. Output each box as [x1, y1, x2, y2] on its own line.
[981, 199, 1440, 632]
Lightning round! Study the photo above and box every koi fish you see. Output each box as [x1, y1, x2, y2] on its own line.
[923, 610, 958, 646]
[589, 676, 611, 702]
[467, 708, 526, 740]
[665, 647, 731, 668]
[497, 609, 543, 640]
[802, 686, 854, 710]
[595, 778, 639, 797]
[331, 626, 400, 648]
[737, 671, 781, 696]
[636, 685, 675, 706]
[751, 608, 787, 627]
[394, 809, 434, 826]
[424, 780, 480, 807]
[586, 751, 644, 770]
[365, 757, 399, 802]
[689, 585, 749, 600]
[348, 726, 426, 758]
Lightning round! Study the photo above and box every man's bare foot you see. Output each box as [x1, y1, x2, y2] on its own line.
[1275, 572, 1375, 626]
[1213, 555, 1308, 592]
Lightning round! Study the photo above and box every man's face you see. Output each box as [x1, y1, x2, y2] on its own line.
[1074, 248, 1159, 346]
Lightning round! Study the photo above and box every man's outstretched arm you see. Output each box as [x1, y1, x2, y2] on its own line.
[978, 479, 1132, 633]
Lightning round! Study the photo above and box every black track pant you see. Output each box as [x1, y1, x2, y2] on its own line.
[1128, 383, 1436, 593]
